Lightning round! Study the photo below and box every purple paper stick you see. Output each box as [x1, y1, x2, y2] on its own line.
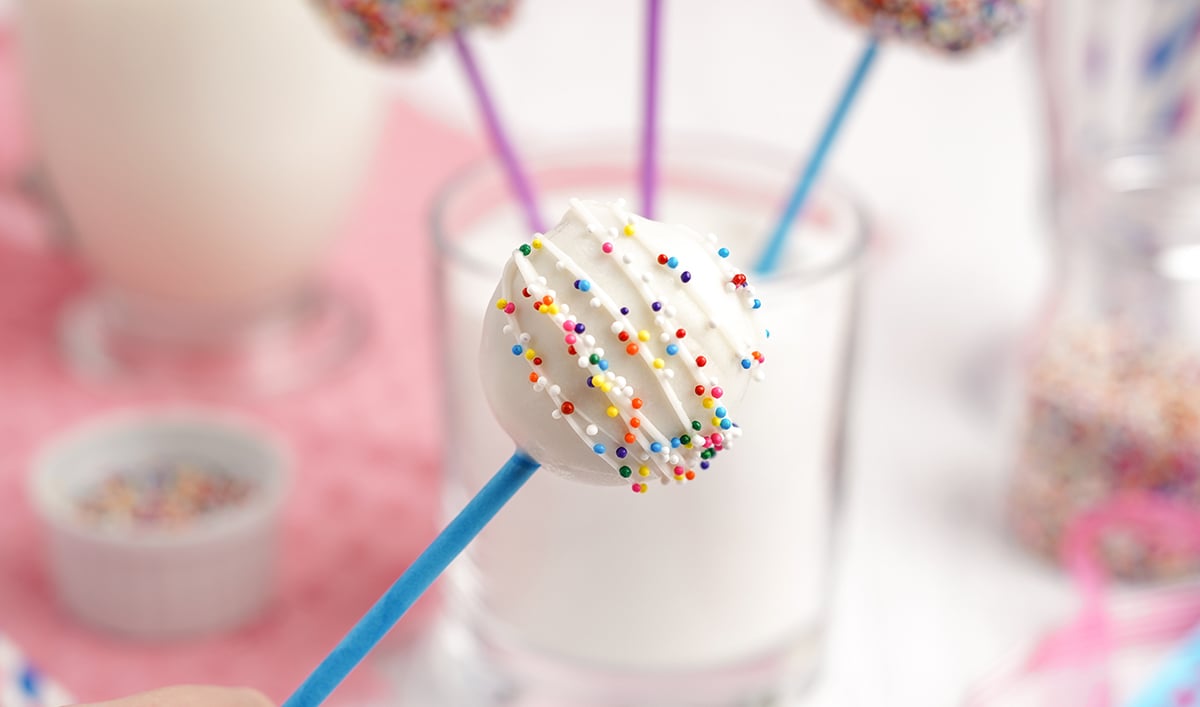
[639, 0, 663, 219]
[452, 31, 546, 234]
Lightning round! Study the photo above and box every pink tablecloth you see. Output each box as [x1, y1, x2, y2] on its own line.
[0, 99, 482, 703]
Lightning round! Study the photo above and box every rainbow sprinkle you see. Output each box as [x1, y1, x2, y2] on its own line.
[315, 0, 517, 62]
[822, 0, 1028, 54]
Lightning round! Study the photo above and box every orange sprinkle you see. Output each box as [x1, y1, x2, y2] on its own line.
[631, 398, 644, 409]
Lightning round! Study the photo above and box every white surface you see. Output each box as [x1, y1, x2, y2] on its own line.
[391, 1, 1077, 705]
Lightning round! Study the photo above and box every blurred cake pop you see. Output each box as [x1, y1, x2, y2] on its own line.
[315, 0, 517, 62]
[822, 0, 1028, 54]
[481, 199, 770, 490]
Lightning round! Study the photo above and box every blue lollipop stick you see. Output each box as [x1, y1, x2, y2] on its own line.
[283, 450, 541, 707]
[753, 36, 879, 276]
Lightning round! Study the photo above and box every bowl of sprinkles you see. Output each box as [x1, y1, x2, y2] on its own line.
[29, 409, 289, 638]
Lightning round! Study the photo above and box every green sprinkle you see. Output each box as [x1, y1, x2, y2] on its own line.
[519, 244, 532, 256]
[691, 420, 702, 431]
[679, 434, 691, 445]
[589, 353, 600, 365]
[619, 466, 632, 478]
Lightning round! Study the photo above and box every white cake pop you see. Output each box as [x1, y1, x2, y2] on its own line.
[480, 199, 770, 493]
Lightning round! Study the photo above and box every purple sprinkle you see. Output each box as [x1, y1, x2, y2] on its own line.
[620, 306, 630, 316]
[574, 323, 586, 334]
[651, 301, 662, 312]
[681, 271, 692, 283]
[616, 447, 628, 458]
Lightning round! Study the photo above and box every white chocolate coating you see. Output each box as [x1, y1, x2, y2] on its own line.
[480, 199, 769, 489]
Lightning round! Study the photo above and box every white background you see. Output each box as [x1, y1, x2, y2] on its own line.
[390, 1, 1073, 704]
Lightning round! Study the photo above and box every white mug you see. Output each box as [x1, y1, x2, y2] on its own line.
[16, 0, 385, 314]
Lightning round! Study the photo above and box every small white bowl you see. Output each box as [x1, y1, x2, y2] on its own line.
[29, 408, 289, 639]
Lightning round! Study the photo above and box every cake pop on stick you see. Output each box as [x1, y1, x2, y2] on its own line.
[640, 0, 664, 219]
[314, 0, 545, 233]
[754, 0, 1029, 275]
[283, 200, 770, 706]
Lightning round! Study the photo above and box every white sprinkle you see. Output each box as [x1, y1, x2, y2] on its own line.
[549, 385, 561, 396]
[519, 332, 531, 343]
[754, 370, 766, 381]
[585, 335, 597, 346]
[659, 332, 670, 343]
[590, 298, 602, 308]
[560, 304, 571, 314]
[622, 254, 633, 265]
[641, 272, 651, 283]
[623, 385, 634, 396]
[610, 322, 624, 334]
[586, 424, 599, 436]
[594, 347, 605, 358]
[665, 305, 677, 317]
[551, 410, 562, 419]
[615, 376, 627, 388]
[502, 324, 513, 335]
[533, 381, 546, 392]
[555, 261, 565, 271]
[578, 357, 590, 368]
[664, 369, 675, 379]
[725, 283, 736, 293]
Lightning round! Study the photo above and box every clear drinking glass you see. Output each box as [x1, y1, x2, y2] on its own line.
[410, 135, 867, 706]
[1009, 145, 1200, 581]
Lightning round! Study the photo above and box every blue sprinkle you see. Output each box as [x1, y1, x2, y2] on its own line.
[753, 299, 762, 309]
[700, 461, 710, 470]
[718, 247, 730, 258]
[667, 256, 679, 268]
[620, 306, 630, 315]
[598, 359, 610, 371]
[741, 358, 752, 369]
[666, 344, 679, 356]
[579, 279, 591, 292]
[511, 344, 523, 356]
[681, 271, 692, 283]
[20, 667, 39, 697]
[650, 442, 663, 453]
[593, 443, 606, 454]
[715, 406, 727, 418]
[766, 329, 771, 338]
[670, 437, 681, 448]
[651, 301, 662, 312]
[720, 419, 733, 430]
[574, 322, 586, 334]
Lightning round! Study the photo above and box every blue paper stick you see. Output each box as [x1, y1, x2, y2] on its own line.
[753, 37, 879, 276]
[1124, 622, 1200, 707]
[283, 450, 541, 707]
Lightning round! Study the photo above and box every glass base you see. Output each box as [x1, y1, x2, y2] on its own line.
[388, 617, 823, 707]
[59, 284, 366, 395]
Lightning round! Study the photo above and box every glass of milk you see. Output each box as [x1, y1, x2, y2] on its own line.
[406, 135, 867, 706]
[15, 0, 385, 393]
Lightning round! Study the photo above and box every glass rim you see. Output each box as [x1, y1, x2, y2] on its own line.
[429, 132, 871, 286]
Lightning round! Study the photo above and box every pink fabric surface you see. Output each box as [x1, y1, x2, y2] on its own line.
[0, 100, 482, 704]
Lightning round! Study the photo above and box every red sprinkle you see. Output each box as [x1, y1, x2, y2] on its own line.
[695, 385, 705, 396]
[561, 401, 575, 415]
[696, 356, 707, 367]
[618, 331, 630, 342]
[657, 254, 669, 265]
[675, 328, 686, 339]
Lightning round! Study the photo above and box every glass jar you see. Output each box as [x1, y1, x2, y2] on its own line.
[1010, 145, 1200, 580]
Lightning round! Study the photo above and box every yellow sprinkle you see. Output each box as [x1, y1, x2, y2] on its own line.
[525, 349, 536, 360]
[600, 382, 613, 392]
[652, 358, 665, 369]
[624, 223, 635, 236]
[637, 330, 650, 342]
[639, 484, 648, 493]
[495, 298, 507, 310]
[712, 416, 722, 426]
[702, 397, 716, 409]
[607, 406, 619, 418]
[638, 465, 650, 477]
[531, 238, 542, 249]
[547, 305, 559, 315]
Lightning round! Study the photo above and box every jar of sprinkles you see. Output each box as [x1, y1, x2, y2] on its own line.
[1010, 146, 1200, 581]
